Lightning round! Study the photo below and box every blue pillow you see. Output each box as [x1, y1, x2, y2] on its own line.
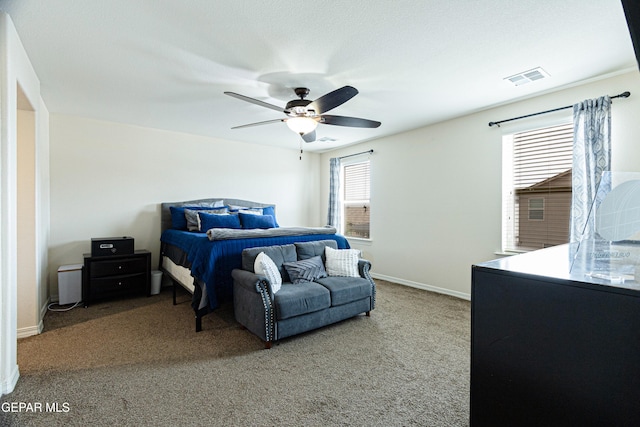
[184, 207, 228, 232]
[170, 206, 222, 230]
[261, 206, 279, 227]
[198, 212, 241, 230]
[239, 212, 276, 229]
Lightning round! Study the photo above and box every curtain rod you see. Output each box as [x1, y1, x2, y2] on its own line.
[338, 149, 374, 160]
[488, 91, 631, 127]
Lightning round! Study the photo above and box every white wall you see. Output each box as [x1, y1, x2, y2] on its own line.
[321, 71, 640, 299]
[48, 115, 321, 296]
[0, 12, 50, 396]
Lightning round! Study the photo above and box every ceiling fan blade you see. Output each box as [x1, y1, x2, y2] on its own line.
[302, 130, 316, 142]
[306, 86, 358, 114]
[224, 91, 285, 113]
[231, 118, 285, 129]
[321, 115, 381, 128]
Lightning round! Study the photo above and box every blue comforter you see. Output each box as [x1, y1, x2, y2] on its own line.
[160, 229, 350, 310]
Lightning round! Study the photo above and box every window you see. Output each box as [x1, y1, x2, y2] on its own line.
[502, 123, 573, 251]
[528, 198, 544, 220]
[342, 160, 370, 239]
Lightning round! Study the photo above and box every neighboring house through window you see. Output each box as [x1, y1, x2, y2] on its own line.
[502, 122, 573, 251]
[342, 160, 370, 239]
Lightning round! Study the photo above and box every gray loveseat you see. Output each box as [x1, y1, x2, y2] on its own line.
[232, 239, 376, 348]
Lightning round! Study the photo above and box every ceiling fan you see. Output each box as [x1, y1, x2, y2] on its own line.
[223, 86, 381, 142]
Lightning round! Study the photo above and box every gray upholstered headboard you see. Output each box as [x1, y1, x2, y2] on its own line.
[160, 198, 276, 233]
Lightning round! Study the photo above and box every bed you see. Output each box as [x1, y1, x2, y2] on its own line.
[159, 198, 350, 331]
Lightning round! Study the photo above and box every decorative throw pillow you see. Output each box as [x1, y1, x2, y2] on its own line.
[229, 206, 279, 227]
[254, 252, 282, 294]
[261, 206, 279, 227]
[283, 256, 328, 284]
[198, 212, 241, 231]
[324, 246, 360, 277]
[169, 206, 207, 230]
[185, 207, 228, 231]
[169, 201, 224, 230]
[239, 212, 276, 229]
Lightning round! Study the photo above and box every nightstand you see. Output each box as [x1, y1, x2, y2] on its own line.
[82, 250, 151, 307]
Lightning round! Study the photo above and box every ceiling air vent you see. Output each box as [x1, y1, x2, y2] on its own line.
[504, 67, 549, 86]
[317, 137, 337, 142]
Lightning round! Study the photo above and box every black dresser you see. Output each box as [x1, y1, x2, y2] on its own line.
[471, 244, 640, 426]
[82, 250, 151, 307]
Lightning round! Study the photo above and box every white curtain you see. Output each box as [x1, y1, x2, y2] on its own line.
[570, 95, 611, 242]
[327, 158, 341, 227]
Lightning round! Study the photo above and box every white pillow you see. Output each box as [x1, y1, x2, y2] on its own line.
[324, 246, 360, 277]
[254, 252, 282, 294]
[237, 208, 262, 215]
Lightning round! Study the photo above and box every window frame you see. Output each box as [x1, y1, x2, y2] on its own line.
[501, 117, 573, 253]
[340, 158, 371, 240]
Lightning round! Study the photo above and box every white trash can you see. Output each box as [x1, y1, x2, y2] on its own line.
[58, 264, 83, 305]
[151, 270, 163, 295]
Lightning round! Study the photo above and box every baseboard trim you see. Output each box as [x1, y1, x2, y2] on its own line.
[371, 273, 471, 301]
[16, 298, 48, 339]
[0, 364, 20, 397]
[17, 321, 43, 339]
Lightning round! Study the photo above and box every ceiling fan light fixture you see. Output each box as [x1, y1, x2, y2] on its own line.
[286, 116, 318, 135]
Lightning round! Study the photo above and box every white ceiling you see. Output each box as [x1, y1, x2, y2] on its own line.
[1, 0, 636, 152]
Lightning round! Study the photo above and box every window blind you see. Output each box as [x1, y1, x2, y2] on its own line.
[513, 123, 574, 189]
[344, 162, 370, 201]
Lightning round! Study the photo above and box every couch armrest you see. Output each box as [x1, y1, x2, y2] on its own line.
[232, 269, 271, 295]
[232, 268, 276, 344]
[358, 259, 372, 278]
[358, 259, 376, 310]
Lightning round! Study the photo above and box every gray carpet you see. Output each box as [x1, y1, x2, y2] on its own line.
[0, 280, 470, 426]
